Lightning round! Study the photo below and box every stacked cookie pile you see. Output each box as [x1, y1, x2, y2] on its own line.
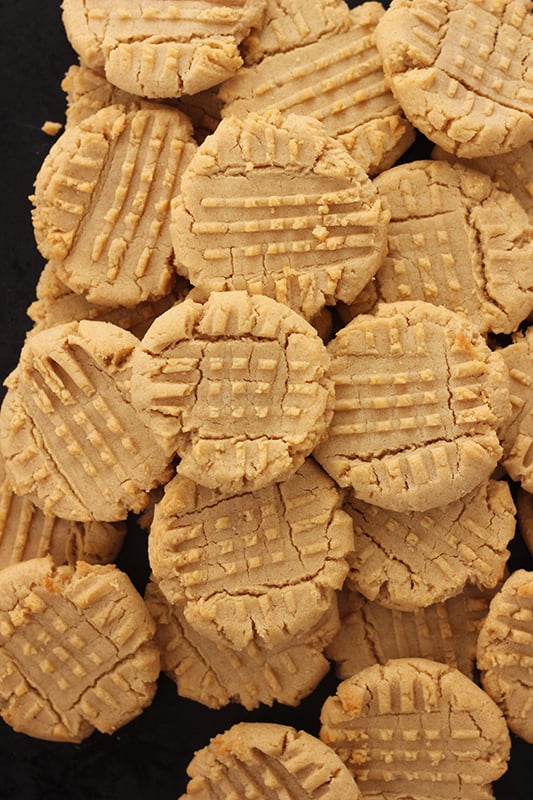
[1, 0, 533, 797]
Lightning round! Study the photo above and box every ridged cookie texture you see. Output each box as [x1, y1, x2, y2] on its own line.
[476, 569, 533, 743]
[130, 291, 335, 494]
[374, 159, 533, 334]
[375, 0, 533, 157]
[220, 4, 414, 176]
[320, 657, 511, 800]
[313, 300, 511, 512]
[0, 557, 160, 743]
[499, 327, 533, 492]
[0, 321, 172, 522]
[327, 581, 503, 682]
[148, 459, 353, 650]
[343, 479, 515, 610]
[31, 104, 197, 308]
[170, 110, 389, 320]
[179, 722, 361, 800]
[61, 0, 267, 98]
[145, 577, 338, 711]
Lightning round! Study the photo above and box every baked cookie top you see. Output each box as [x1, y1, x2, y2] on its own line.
[313, 300, 510, 512]
[62, 0, 267, 98]
[374, 159, 533, 334]
[498, 326, 533, 492]
[31, 104, 197, 308]
[170, 110, 389, 320]
[375, 0, 533, 157]
[131, 290, 335, 494]
[0, 557, 159, 743]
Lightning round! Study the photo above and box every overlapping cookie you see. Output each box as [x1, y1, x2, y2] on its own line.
[170, 110, 389, 320]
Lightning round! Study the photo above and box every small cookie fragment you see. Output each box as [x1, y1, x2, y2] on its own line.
[476, 569, 533, 743]
[170, 111, 389, 320]
[62, 0, 267, 98]
[179, 722, 361, 799]
[313, 300, 510, 512]
[148, 459, 353, 650]
[0, 321, 171, 522]
[375, 0, 533, 157]
[320, 657, 511, 799]
[373, 159, 533, 334]
[342, 479, 515, 610]
[145, 577, 338, 710]
[131, 291, 335, 494]
[499, 327, 533, 492]
[31, 104, 197, 308]
[327, 581, 503, 681]
[0, 557, 160, 743]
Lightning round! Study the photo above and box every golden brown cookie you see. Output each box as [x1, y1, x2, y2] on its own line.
[375, 0, 533, 157]
[220, 4, 415, 176]
[476, 569, 533, 743]
[148, 458, 353, 650]
[31, 104, 197, 308]
[131, 291, 335, 493]
[342, 479, 515, 610]
[373, 159, 533, 334]
[179, 722, 361, 800]
[313, 300, 510, 513]
[145, 577, 338, 710]
[0, 557, 160, 742]
[0, 454, 125, 569]
[514, 486, 533, 557]
[0, 321, 171, 522]
[170, 110, 389, 320]
[320, 657, 511, 799]
[498, 327, 533, 492]
[61, 0, 267, 98]
[327, 581, 503, 682]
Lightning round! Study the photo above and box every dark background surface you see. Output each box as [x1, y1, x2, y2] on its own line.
[0, 2, 532, 798]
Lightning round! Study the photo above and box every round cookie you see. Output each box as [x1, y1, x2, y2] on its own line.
[130, 291, 335, 494]
[31, 104, 197, 308]
[148, 458, 353, 650]
[476, 569, 533, 743]
[179, 722, 361, 800]
[0, 454, 125, 569]
[313, 300, 510, 512]
[170, 110, 389, 320]
[320, 657, 511, 799]
[373, 159, 533, 334]
[375, 0, 533, 158]
[0, 320, 172, 522]
[327, 581, 503, 682]
[220, 4, 415, 176]
[145, 577, 338, 711]
[343, 479, 515, 610]
[499, 327, 533, 492]
[61, 0, 267, 98]
[0, 557, 160, 743]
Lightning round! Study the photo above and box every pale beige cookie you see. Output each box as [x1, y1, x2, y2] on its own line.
[313, 301, 510, 513]
[375, 0, 533, 158]
[171, 110, 389, 320]
[373, 159, 533, 334]
[342, 479, 515, 610]
[477, 569, 533, 743]
[145, 577, 338, 710]
[499, 327, 533, 492]
[327, 581, 503, 682]
[61, 0, 267, 98]
[0, 455, 125, 569]
[0, 557, 160, 743]
[320, 657, 511, 799]
[27, 261, 191, 341]
[148, 458, 353, 650]
[515, 486, 533, 557]
[220, 4, 415, 176]
[179, 722, 361, 800]
[0, 321, 171, 522]
[131, 291, 335, 493]
[31, 104, 197, 308]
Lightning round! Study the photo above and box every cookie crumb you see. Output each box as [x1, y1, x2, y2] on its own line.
[41, 120, 63, 136]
